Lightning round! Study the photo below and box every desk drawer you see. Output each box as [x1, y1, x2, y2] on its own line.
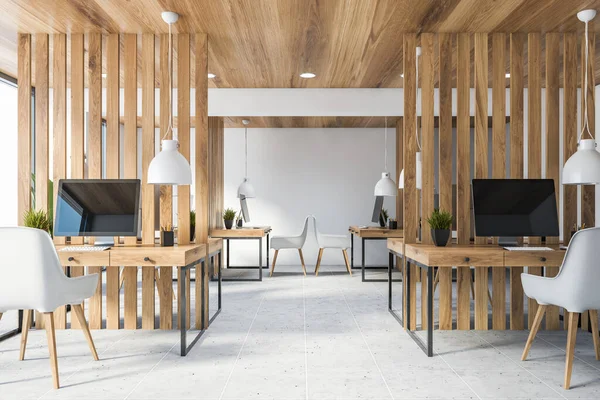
[111, 252, 185, 267]
[58, 252, 109, 266]
[505, 251, 564, 267]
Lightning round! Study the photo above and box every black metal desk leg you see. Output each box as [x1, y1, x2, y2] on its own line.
[427, 265, 434, 357]
[266, 234, 269, 268]
[406, 261, 411, 331]
[218, 251, 222, 309]
[180, 266, 188, 356]
[388, 252, 393, 310]
[361, 237, 366, 282]
[226, 239, 230, 268]
[259, 237, 263, 281]
[351, 233, 354, 269]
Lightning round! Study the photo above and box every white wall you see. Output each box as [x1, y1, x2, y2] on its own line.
[0, 82, 18, 227]
[224, 127, 397, 267]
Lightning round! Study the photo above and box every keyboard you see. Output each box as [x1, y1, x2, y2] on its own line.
[59, 246, 110, 252]
[503, 246, 554, 251]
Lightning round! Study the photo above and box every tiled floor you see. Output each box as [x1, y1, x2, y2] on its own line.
[1, 265, 600, 399]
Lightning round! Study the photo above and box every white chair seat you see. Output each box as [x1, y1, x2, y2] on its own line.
[270, 235, 305, 250]
[317, 234, 350, 249]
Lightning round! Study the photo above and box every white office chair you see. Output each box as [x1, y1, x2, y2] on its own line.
[521, 227, 600, 390]
[313, 217, 352, 276]
[270, 215, 314, 276]
[0, 227, 100, 389]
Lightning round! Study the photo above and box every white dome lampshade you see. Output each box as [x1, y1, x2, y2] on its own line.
[374, 172, 397, 196]
[237, 178, 256, 198]
[563, 139, 600, 185]
[398, 169, 404, 189]
[148, 140, 192, 185]
[397, 154, 423, 190]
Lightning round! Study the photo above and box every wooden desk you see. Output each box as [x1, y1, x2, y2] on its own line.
[349, 226, 404, 282]
[56, 242, 223, 356]
[210, 227, 271, 282]
[387, 239, 566, 356]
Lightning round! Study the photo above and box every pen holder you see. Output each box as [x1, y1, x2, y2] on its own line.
[161, 231, 174, 247]
[388, 220, 398, 230]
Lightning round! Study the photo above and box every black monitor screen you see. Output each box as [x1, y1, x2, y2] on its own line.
[54, 179, 140, 237]
[472, 179, 559, 237]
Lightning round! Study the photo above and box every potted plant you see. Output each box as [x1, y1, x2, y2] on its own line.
[23, 209, 52, 236]
[190, 210, 196, 242]
[160, 225, 174, 247]
[388, 217, 398, 230]
[426, 209, 453, 247]
[223, 208, 236, 230]
[379, 208, 389, 228]
[236, 210, 243, 228]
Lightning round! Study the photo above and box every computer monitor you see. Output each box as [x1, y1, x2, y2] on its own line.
[472, 179, 559, 245]
[240, 196, 250, 222]
[371, 196, 384, 224]
[54, 179, 141, 237]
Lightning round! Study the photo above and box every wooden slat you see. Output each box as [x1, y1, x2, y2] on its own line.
[141, 34, 156, 330]
[208, 117, 224, 276]
[52, 33, 67, 328]
[563, 33, 577, 245]
[17, 34, 31, 227]
[509, 33, 525, 331]
[475, 267, 488, 330]
[421, 33, 434, 247]
[582, 33, 596, 230]
[438, 267, 452, 330]
[123, 33, 138, 330]
[456, 33, 471, 330]
[106, 33, 120, 330]
[87, 32, 103, 330]
[491, 33, 507, 330]
[70, 33, 85, 328]
[403, 33, 417, 331]
[545, 32, 561, 331]
[396, 120, 403, 226]
[438, 34, 452, 216]
[158, 33, 173, 330]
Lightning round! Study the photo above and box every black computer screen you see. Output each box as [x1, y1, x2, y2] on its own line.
[472, 179, 559, 237]
[54, 179, 140, 237]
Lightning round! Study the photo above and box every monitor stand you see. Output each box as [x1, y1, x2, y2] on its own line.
[94, 236, 115, 247]
[498, 236, 519, 247]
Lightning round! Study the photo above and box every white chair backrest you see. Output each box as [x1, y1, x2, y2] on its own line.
[0, 227, 67, 312]
[556, 227, 600, 310]
[299, 215, 315, 247]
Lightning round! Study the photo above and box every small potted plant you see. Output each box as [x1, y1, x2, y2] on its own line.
[190, 210, 196, 242]
[379, 208, 389, 228]
[426, 209, 453, 247]
[223, 208, 236, 230]
[160, 225, 174, 247]
[388, 217, 398, 230]
[23, 209, 52, 236]
[236, 210, 243, 228]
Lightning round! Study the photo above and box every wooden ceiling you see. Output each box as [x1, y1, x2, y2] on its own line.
[0, 0, 599, 88]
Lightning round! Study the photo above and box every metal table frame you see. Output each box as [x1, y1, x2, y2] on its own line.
[0, 310, 24, 344]
[388, 250, 434, 357]
[221, 234, 269, 282]
[351, 233, 401, 283]
[179, 248, 223, 356]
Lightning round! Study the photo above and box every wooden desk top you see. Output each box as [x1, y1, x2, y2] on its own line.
[210, 226, 271, 238]
[349, 226, 404, 238]
[387, 239, 565, 267]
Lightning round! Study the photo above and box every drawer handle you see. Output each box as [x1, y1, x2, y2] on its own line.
[144, 257, 151, 262]
[464, 257, 470, 262]
[68, 257, 75, 262]
[540, 257, 547, 262]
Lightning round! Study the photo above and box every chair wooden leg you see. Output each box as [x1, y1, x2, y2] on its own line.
[0, 312, 3, 321]
[44, 313, 59, 389]
[314, 248, 324, 276]
[72, 304, 99, 361]
[298, 249, 307, 276]
[19, 309, 32, 361]
[270, 249, 279, 277]
[589, 310, 600, 361]
[521, 305, 546, 360]
[565, 311, 580, 390]
[342, 249, 352, 276]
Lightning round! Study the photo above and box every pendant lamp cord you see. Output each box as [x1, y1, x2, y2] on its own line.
[244, 126, 248, 179]
[415, 50, 422, 151]
[580, 20, 593, 142]
[384, 116, 388, 171]
[161, 22, 174, 141]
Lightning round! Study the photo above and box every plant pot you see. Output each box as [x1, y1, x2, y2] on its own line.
[161, 231, 174, 247]
[431, 229, 450, 247]
[388, 220, 397, 230]
[236, 219, 243, 228]
[224, 219, 234, 229]
[379, 216, 386, 228]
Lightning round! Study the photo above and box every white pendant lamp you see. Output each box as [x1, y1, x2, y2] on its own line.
[148, 11, 192, 185]
[563, 9, 600, 185]
[237, 119, 256, 198]
[374, 117, 397, 196]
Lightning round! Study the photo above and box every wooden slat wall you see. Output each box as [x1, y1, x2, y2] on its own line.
[438, 33, 452, 331]
[141, 33, 155, 330]
[456, 33, 471, 330]
[403, 34, 417, 331]
[87, 32, 103, 330]
[509, 33, 525, 331]
[545, 33, 561, 330]
[491, 33, 507, 330]
[70, 33, 85, 329]
[582, 34, 596, 230]
[52, 34, 67, 328]
[123, 33, 138, 330]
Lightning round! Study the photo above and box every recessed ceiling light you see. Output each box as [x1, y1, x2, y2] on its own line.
[102, 73, 107, 78]
[505, 73, 510, 78]
[400, 74, 404, 78]
[300, 72, 316, 79]
[208, 73, 216, 79]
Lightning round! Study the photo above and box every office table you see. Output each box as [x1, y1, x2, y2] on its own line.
[348, 226, 404, 282]
[387, 238, 565, 356]
[210, 227, 271, 282]
[56, 242, 222, 356]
